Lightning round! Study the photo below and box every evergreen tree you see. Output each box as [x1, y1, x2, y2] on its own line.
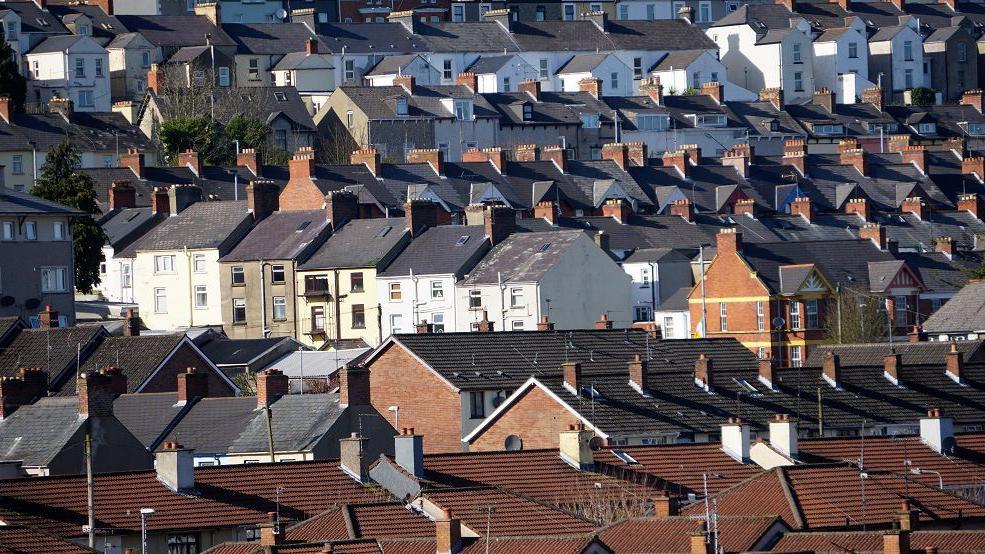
[0, 28, 27, 111]
[30, 139, 106, 293]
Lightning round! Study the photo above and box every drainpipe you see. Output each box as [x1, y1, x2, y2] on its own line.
[185, 246, 193, 327]
[291, 260, 298, 340]
[334, 271, 342, 345]
[259, 259, 268, 338]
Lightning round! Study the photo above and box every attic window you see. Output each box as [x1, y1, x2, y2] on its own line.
[297, 221, 311, 231]
[37, 18, 50, 26]
[102, 23, 113, 29]
[579, 384, 603, 399]
[396, 95, 408, 116]
[917, 122, 936, 135]
[537, 242, 551, 253]
[768, 119, 779, 132]
[733, 378, 762, 396]
[376, 225, 392, 238]
[522, 104, 533, 121]
[274, 92, 288, 101]
[610, 449, 638, 464]
[456, 235, 470, 245]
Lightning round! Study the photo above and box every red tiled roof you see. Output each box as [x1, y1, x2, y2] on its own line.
[460, 536, 604, 553]
[772, 529, 985, 553]
[416, 488, 598, 537]
[0, 460, 388, 536]
[593, 443, 763, 496]
[422, 448, 661, 506]
[598, 515, 781, 553]
[798, 434, 985, 489]
[0, 525, 97, 553]
[684, 464, 985, 530]
[287, 502, 434, 542]
[377, 539, 437, 554]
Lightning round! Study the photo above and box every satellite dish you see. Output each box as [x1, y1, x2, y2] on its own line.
[504, 434, 522, 451]
[772, 317, 786, 329]
[24, 298, 41, 311]
[589, 436, 605, 451]
[276, 8, 287, 19]
[0, 296, 13, 307]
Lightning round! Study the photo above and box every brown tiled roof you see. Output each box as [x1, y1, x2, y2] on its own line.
[598, 515, 781, 553]
[287, 502, 434, 542]
[422, 449, 661, 506]
[416, 488, 598, 537]
[0, 524, 98, 553]
[771, 529, 985, 553]
[459, 536, 605, 553]
[0, 461, 389, 536]
[684, 464, 985, 530]
[286, 507, 349, 542]
[593, 442, 763, 496]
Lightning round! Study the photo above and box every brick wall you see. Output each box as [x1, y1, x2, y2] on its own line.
[279, 178, 326, 212]
[141, 343, 236, 396]
[470, 385, 572, 452]
[368, 343, 463, 453]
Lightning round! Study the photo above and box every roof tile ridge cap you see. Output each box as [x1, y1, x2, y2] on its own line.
[776, 466, 806, 530]
[342, 503, 358, 539]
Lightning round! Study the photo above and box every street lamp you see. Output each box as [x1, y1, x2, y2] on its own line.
[139, 508, 155, 553]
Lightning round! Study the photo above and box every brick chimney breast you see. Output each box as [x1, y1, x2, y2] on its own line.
[109, 181, 136, 210]
[669, 199, 694, 223]
[177, 367, 208, 403]
[256, 368, 289, 408]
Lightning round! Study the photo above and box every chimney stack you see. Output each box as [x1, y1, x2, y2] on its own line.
[514, 144, 539, 162]
[822, 351, 841, 388]
[177, 367, 208, 403]
[406, 148, 444, 176]
[259, 512, 284, 546]
[305, 37, 318, 55]
[483, 205, 516, 246]
[462, 147, 506, 173]
[237, 148, 260, 176]
[901, 145, 927, 174]
[884, 352, 902, 385]
[734, 199, 757, 218]
[897, 500, 919, 532]
[518, 79, 541, 101]
[601, 198, 632, 223]
[476, 310, 494, 332]
[783, 139, 806, 176]
[701, 81, 724, 105]
[946, 343, 964, 384]
[862, 86, 883, 111]
[108, 181, 136, 210]
[325, 190, 359, 230]
[394, 427, 424, 478]
[716, 228, 742, 254]
[594, 313, 614, 330]
[455, 71, 477, 92]
[962, 156, 985, 181]
[340, 433, 370, 482]
[256, 368, 289, 409]
[883, 530, 911, 554]
[653, 494, 678, 517]
[721, 144, 752, 178]
[601, 143, 630, 170]
[790, 196, 813, 223]
[351, 148, 380, 177]
[759, 87, 783, 110]
[769, 414, 798, 458]
[147, 64, 163, 94]
[536, 315, 555, 331]
[758, 355, 776, 390]
[435, 508, 462, 554]
[247, 180, 280, 222]
[721, 417, 750, 463]
[958, 193, 984, 220]
[339, 365, 370, 406]
[640, 77, 663, 105]
[840, 148, 866, 176]
[662, 150, 689, 178]
[859, 223, 887, 250]
[559, 423, 594, 469]
[393, 74, 415, 95]
[121, 148, 145, 179]
[578, 78, 601, 100]
[694, 354, 712, 390]
[534, 200, 558, 225]
[290, 146, 316, 180]
[902, 197, 924, 220]
[0, 97, 10, 124]
[404, 199, 438, 237]
[961, 89, 984, 113]
[920, 407, 955, 454]
[38, 305, 59, 329]
[813, 87, 835, 113]
[77, 370, 115, 417]
[151, 187, 170, 216]
[168, 184, 202, 215]
[933, 236, 954, 259]
[690, 522, 713, 554]
[0, 368, 48, 418]
[628, 353, 648, 392]
[844, 197, 870, 222]
[542, 145, 568, 173]
[178, 149, 201, 177]
[156, 442, 195, 493]
[670, 199, 694, 223]
[562, 361, 581, 393]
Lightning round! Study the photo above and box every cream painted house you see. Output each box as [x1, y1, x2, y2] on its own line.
[130, 199, 254, 331]
[295, 218, 410, 348]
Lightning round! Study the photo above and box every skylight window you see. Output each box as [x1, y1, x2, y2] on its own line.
[538, 242, 552, 253]
[610, 449, 638, 464]
[274, 92, 288, 101]
[297, 221, 311, 231]
[456, 235, 470, 245]
[376, 225, 392, 237]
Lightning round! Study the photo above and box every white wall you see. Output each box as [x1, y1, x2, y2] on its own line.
[654, 309, 690, 339]
[98, 248, 137, 304]
[378, 273, 461, 337]
[558, 56, 633, 96]
[812, 21, 868, 97]
[134, 248, 224, 330]
[434, 117, 498, 162]
[26, 39, 112, 112]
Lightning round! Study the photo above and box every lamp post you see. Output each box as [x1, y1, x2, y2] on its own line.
[139, 508, 155, 553]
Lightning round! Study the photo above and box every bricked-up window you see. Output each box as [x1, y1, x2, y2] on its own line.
[789, 301, 801, 330]
[469, 391, 485, 419]
[231, 266, 245, 286]
[718, 302, 728, 332]
[271, 265, 286, 284]
[469, 289, 482, 309]
[352, 304, 366, 328]
[756, 301, 765, 331]
[350, 272, 364, 292]
[233, 299, 247, 324]
[806, 299, 819, 328]
[389, 282, 402, 301]
[167, 532, 198, 554]
[311, 306, 326, 332]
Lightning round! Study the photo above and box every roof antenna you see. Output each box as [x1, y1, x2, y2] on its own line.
[471, 353, 476, 366]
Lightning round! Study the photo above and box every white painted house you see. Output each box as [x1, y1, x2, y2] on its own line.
[364, 54, 440, 87]
[649, 49, 755, 100]
[106, 32, 159, 101]
[25, 35, 111, 112]
[557, 53, 634, 96]
[707, 4, 815, 103]
[810, 17, 872, 103]
[621, 248, 694, 323]
[868, 16, 925, 94]
[455, 230, 632, 331]
[271, 39, 335, 112]
[465, 55, 539, 93]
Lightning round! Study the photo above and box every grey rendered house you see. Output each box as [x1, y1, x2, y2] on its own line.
[923, 25, 980, 103]
[0, 190, 80, 325]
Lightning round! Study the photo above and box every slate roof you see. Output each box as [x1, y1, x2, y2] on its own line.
[220, 210, 331, 262]
[112, 392, 187, 448]
[0, 397, 84, 467]
[116, 15, 235, 48]
[198, 337, 291, 367]
[161, 396, 259, 455]
[803, 340, 985, 368]
[65, 334, 186, 395]
[228, 394, 351, 454]
[98, 207, 166, 251]
[342, 84, 497, 120]
[0, 189, 81, 216]
[27, 34, 89, 54]
[923, 280, 985, 334]
[461, 230, 586, 284]
[365, 54, 422, 76]
[315, 23, 429, 55]
[465, 55, 514, 74]
[299, 218, 409, 270]
[0, 111, 156, 155]
[1, 1, 68, 34]
[556, 53, 608, 74]
[125, 201, 252, 254]
[379, 225, 490, 278]
[886, 104, 985, 139]
[0, 326, 106, 383]
[651, 49, 705, 72]
[418, 487, 598, 536]
[224, 23, 323, 55]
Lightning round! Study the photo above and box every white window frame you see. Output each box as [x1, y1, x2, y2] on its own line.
[272, 296, 287, 320]
[41, 267, 68, 293]
[154, 287, 167, 313]
[194, 285, 208, 309]
[719, 302, 728, 332]
[154, 255, 176, 274]
[1, 221, 13, 241]
[193, 254, 206, 273]
[789, 301, 801, 330]
[24, 221, 36, 240]
[431, 280, 444, 299]
[510, 287, 524, 308]
[53, 221, 65, 240]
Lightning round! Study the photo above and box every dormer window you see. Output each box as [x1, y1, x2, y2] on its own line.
[636, 114, 670, 131]
[454, 100, 473, 121]
[768, 119, 779, 131]
[812, 124, 844, 135]
[967, 123, 985, 136]
[917, 122, 936, 135]
[580, 113, 600, 129]
[79, 24, 90, 35]
[522, 103, 533, 121]
[689, 113, 726, 128]
[396, 95, 408, 116]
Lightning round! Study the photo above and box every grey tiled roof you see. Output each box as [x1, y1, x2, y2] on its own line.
[27, 34, 88, 54]
[66, 334, 186, 395]
[898, 250, 976, 293]
[462, 229, 586, 285]
[220, 210, 332, 262]
[0, 190, 81, 216]
[0, 111, 155, 156]
[198, 336, 291, 366]
[0, 398, 84, 467]
[162, 396, 259, 455]
[803, 340, 985, 368]
[650, 50, 705, 72]
[1, 1, 68, 34]
[0, 326, 107, 385]
[343, 85, 497, 120]
[379, 225, 490, 278]
[113, 392, 187, 448]
[556, 53, 608, 74]
[924, 281, 985, 334]
[225, 23, 322, 55]
[126, 201, 253, 255]
[99, 207, 166, 251]
[315, 22, 429, 55]
[465, 55, 514, 74]
[299, 218, 410, 270]
[227, 394, 347, 454]
[365, 54, 422, 76]
[737, 239, 899, 294]
[117, 15, 234, 48]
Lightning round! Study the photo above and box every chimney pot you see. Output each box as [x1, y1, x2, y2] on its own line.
[920, 407, 955, 454]
[156, 442, 195, 493]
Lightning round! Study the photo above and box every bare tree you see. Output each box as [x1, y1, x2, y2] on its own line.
[823, 289, 890, 344]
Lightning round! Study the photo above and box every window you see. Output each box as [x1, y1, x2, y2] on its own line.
[813, 124, 844, 135]
[793, 71, 803, 92]
[610, 71, 619, 89]
[636, 114, 669, 131]
[75, 57, 85, 78]
[31, 60, 38, 78]
[455, 100, 473, 121]
[789, 301, 801, 329]
[539, 59, 549, 80]
[917, 122, 936, 134]
[41, 267, 68, 292]
[469, 391, 485, 418]
[443, 59, 453, 80]
[522, 104, 533, 120]
[273, 296, 287, 320]
[102, 155, 113, 168]
[847, 41, 858, 59]
[167, 533, 198, 554]
[535, 6, 545, 20]
[905, 68, 914, 89]
[232, 299, 247, 324]
[502, 76, 511, 92]
[452, 4, 464, 21]
[249, 58, 259, 79]
[189, 254, 205, 273]
[469, 289, 482, 309]
[390, 313, 403, 333]
[563, 4, 574, 20]
[633, 305, 653, 322]
[347, 272, 363, 292]
[194, 285, 207, 308]
[640, 268, 651, 288]
[1, 221, 12, 240]
[94, 58, 103, 77]
[790, 346, 802, 368]
[218, 66, 230, 86]
[269, 264, 285, 284]
[346, 110, 354, 128]
[78, 90, 93, 108]
[719, 302, 728, 332]
[646, 4, 655, 19]
[590, 3, 601, 11]
[756, 301, 765, 331]
[231, 266, 245, 285]
[663, 316, 675, 338]
[904, 41, 913, 61]
[431, 280, 444, 298]
[141, 50, 151, 68]
[274, 129, 287, 150]
[510, 287, 524, 307]
[480, 3, 491, 15]
[352, 304, 365, 328]
[344, 60, 355, 82]
[692, 71, 701, 88]
[155, 255, 175, 274]
[122, 264, 131, 288]
[699, 1, 711, 22]
[5, 21, 18, 41]
[757, 347, 767, 360]
[51, 221, 65, 241]
[154, 287, 167, 313]
[389, 282, 402, 301]
[792, 43, 802, 64]
[311, 306, 325, 332]
[283, 71, 292, 86]
[511, 320, 525, 330]
[432, 312, 445, 332]
[11, 155, 22, 174]
[894, 295, 908, 327]
[580, 113, 600, 128]
[959, 42, 968, 63]
[619, 3, 629, 19]
[806, 299, 819, 329]
[24, 221, 36, 240]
